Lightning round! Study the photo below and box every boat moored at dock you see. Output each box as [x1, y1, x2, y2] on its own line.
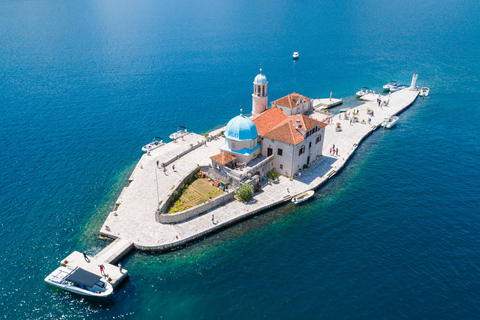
[292, 190, 314, 204]
[45, 266, 113, 298]
[382, 116, 399, 129]
[169, 126, 188, 140]
[383, 81, 397, 90]
[356, 87, 370, 97]
[142, 137, 165, 152]
[419, 87, 430, 97]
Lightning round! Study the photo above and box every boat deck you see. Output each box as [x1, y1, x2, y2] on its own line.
[61, 247, 130, 289]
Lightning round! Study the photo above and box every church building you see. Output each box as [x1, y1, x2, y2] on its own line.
[210, 70, 327, 179]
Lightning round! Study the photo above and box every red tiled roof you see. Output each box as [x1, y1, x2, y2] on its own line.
[264, 114, 326, 145]
[210, 152, 236, 165]
[270, 92, 312, 109]
[251, 106, 288, 136]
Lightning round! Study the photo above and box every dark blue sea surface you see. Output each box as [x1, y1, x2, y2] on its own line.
[1, 0, 480, 318]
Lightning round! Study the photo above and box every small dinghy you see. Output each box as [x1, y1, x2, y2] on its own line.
[45, 266, 113, 298]
[419, 87, 430, 97]
[291, 190, 314, 204]
[381, 116, 399, 129]
[293, 52, 299, 59]
[169, 126, 188, 140]
[142, 137, 165, 152]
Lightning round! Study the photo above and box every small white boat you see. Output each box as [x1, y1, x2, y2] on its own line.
[356, 87, 370, 97]
[291, 190, 314, 204]
[383, 81, 397, 90]
[169, 126, 188, 140]
[382, 116, 399, 129]
[142, 137, 165, 152]
[419, 87, 430, 97]
[389, 85, 407, 93]
[293, 52, 299, 59]
[45, 266, 113, 298]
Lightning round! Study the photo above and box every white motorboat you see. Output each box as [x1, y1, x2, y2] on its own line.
[45, 266, 113, 298]
[142, 137, 165, 152]
[169, 126, 188, 140]
[382, 116, 399, 129]
[383, 81, 397, 90]
[356, 87, 370, 97]
[291, 190, 314, 204]
[419, 87, 430, 97]
[293, 52, 299, 59]
[389, 85, 407, 93]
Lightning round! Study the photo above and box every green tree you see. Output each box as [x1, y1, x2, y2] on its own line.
[236, 183, 254, 202]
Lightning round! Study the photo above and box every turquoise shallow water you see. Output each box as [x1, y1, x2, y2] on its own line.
[1, 0, 480, 318]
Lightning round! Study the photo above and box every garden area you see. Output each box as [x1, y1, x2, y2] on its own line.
[168, 177, 224, 213]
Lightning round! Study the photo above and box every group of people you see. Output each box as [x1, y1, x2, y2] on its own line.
[157, 160, 175, 175]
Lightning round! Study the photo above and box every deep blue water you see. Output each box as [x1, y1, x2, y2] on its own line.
[1, 0, 480, 318]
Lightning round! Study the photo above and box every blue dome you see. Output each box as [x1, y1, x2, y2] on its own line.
[225, 115, 259, 141]
[253, 73, 267, 85]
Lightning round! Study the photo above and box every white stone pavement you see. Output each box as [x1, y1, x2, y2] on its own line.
[100, 89, 419, 250]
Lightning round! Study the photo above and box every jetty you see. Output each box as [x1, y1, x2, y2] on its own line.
[94, 87, 418, 252]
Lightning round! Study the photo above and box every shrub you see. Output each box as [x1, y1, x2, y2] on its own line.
[268, 170, 280, 180]
[303, 164, 308, 169]
[196, 167, 201, 172]
[172, 190, 179, 201]
[220, 130, 225, 136]
[236, 183, 254, 202]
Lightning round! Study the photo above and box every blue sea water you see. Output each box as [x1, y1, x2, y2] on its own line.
[1, 0, 480, 318]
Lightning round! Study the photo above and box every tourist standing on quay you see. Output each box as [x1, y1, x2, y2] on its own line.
[83, 251, 89, 262]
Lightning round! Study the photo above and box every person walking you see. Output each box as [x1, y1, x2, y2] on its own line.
[118, 263, 123, 274]
[99, 264, 105, 275]
[83, 251, 89, 262]
[336, 148, 339, 156]
[212, 215, 215, 224]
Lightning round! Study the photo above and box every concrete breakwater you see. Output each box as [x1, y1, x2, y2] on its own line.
[98, 89, 419, 252]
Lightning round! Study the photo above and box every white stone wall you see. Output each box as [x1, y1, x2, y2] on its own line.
[260, 126, 325, 177]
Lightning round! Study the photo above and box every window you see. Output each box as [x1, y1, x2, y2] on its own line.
[277, 148, 283, 156]
[309, 142, 312, 149]
[316, 135, 321, 144]
[279, 164, 283, 169]
[232, 142, 236, 149]
[298, 146, 305, 156]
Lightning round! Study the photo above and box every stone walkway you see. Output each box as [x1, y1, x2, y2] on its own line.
[100, 89, 419, 250]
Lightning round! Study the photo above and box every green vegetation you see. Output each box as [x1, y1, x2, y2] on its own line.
[268, 170, 280, 180]
[303, 164, 309, 169]
[236, 183, 254, 202]
[168, 178, 223, 213]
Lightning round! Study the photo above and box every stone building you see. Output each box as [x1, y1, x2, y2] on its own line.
[210, 70, 326, 179]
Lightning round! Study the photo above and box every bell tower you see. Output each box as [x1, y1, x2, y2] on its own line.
[252, 69, 268, 116]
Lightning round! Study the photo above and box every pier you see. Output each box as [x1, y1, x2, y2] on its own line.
[94, 88, 418, 251]
[61, 238, 132, 289]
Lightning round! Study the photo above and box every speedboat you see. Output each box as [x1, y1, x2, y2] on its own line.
[169, 126, 188, 140]
[293, 52, 299, 59]
[383, 81, 397, 90]
[382, 116, 399, 129]
[291, 190, 314, 204]
[142, 137, 165, 152]
[419, 87, 430, 97]
[45, 266, 113, 298]
[356, 87, 370, 97]
[389, 85, 407, 93]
